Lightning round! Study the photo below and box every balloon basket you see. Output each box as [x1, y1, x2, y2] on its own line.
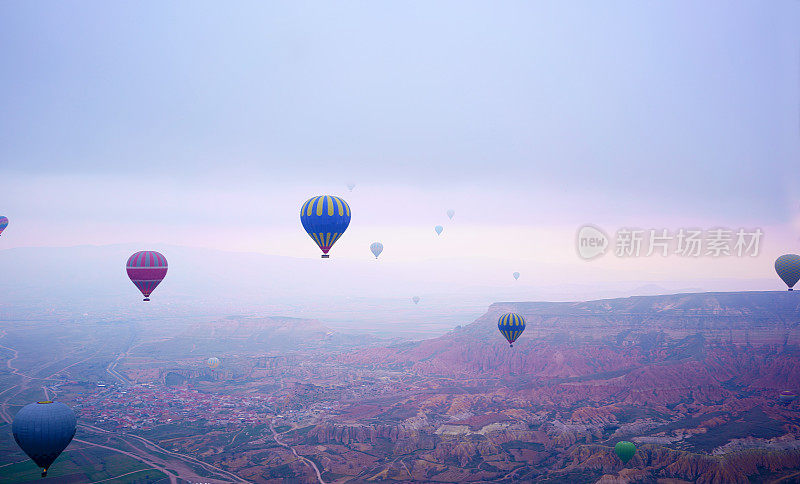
[321, 254, 330, 259]
[790, 288, 794, 291]
[143, 297, 150, 301]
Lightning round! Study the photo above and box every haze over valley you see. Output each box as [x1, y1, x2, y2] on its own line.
[2, 1, 800, 482]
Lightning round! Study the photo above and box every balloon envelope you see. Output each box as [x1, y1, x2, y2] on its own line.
[126, 251, 168, 301]
[513, 272, 520, 280]
[0, 216, 8, 236]
[446, 209, 455, 220]
[370, 242, 384, 259]
[497, 313, 525, 347]
[12, 401, 76, 477]
[775, 254, 800, 290]
[207, 357, 221, 369]
[346, 183, 355, 191]
[301, 196, 351, 258]
[412, 296, 420, 304]
[779, 390, 797, 403]
[615, 441, 636, 464]
[434, 225, 443, 236]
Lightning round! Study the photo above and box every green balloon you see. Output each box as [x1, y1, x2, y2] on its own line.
[615, 441, 636, 464]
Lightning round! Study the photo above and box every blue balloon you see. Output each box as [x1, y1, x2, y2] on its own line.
[300, 196, 351, 258]
[775, 254, 800, 291]
[370, 242, 383, 258]
[12, 401, 77, 477]
[498, 313, 526, 347]
[435, 225, 443, 236]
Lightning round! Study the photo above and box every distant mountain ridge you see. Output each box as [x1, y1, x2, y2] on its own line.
[471, 291, 800, 337]
[343, 291, 800, 379]
[491, 291, 800, 317]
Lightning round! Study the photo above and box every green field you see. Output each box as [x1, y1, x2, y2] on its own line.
[0, 448, 169, 484]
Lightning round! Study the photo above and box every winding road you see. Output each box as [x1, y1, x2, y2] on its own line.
[270, 419, 327, 484]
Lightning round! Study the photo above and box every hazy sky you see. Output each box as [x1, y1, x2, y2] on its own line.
[2, 1, 799, 288]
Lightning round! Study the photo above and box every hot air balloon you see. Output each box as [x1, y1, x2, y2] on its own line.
[775, 254, 800, 291]
[434, 225, 443, 236]
[0, 216, 8, 236]
[497, 313, 525, 347]
[346, 183, 355, 192]
[412, 296, 420, 305]
[300, 196, 351, 258]
[126, 251, 168, 301]
[779, 390, 797, 404]
[370, 242, 384, 259]
[513, 272, 520, 280]
[614, 441, 636, 464]
[446, 209, 455, 220]
[12, 401, 77, 477]
[207, 357, 221, 369]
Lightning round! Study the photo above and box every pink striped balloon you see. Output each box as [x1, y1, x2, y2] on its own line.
[126, 251, 168, 301]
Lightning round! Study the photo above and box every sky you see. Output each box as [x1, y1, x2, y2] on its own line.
[1, 1, 799, 295]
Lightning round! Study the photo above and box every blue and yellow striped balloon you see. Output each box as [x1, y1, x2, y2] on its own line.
[300, 195, 351, 258]
[776, 254, 800, 291]
[497, 312, 526, 347]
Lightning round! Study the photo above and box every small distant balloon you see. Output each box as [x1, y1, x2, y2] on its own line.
[126, 251, 168, 302]
[775, 254, 800, 291]
[206, 357, 220, 369]
[0, 216, 8, 236]
[346, 183, 356, 192]
[434, 225, 443, 236]
[497, 313, 525, 347]
[446, 209, 455, 220]
[300, 196, 351, 259]
[12, 401, 76, 477]
[370, 242, 384, 259]
[779, 390, 797, 404]
[412, 296, 420, 305]
[513, 272, 520, 280]
[614, 441, 636, 464]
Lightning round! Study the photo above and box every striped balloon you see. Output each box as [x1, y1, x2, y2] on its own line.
[775, 254, 800, 291]
[0, 216, 8, 236]
[207, 357, 220, 369]
[300, 196, 351, 258]
[126, 251, 168, 301]
[498, 312, 526, 347]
